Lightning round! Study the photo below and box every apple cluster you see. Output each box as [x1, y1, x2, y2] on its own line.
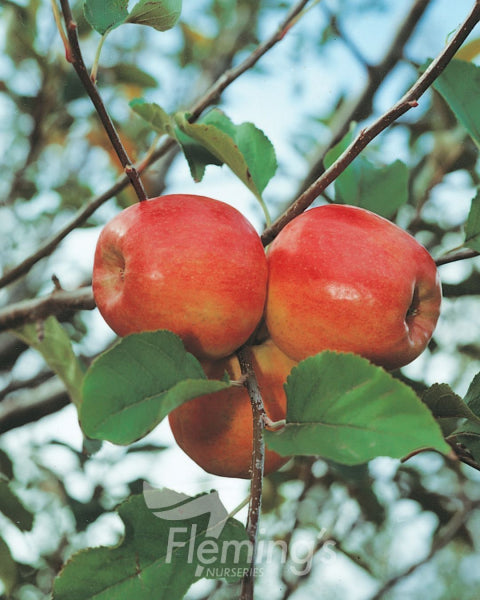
[93, 194, 442, 478]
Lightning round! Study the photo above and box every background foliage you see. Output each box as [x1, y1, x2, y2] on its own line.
[2, 0, 480, 599]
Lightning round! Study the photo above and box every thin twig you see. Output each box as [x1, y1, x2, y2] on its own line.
[369, 498, 480, 600]
[237, 345, 267, 600]
[0, 286, 95, 332]
[262, 0, 480, 245]
[58, 0, 147, 202]
[436, 248, 480, 266]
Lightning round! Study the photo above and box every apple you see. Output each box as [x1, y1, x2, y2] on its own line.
[265, 204, 442, 370]
[92, 194, 268, 359]
[168, 339, 297, 478]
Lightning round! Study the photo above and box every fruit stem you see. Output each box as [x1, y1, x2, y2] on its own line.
[237, 344, 266, 600]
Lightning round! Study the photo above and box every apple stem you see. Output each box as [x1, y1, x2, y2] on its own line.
[56, 0, 148, 203]
[237, 344, 267, 600]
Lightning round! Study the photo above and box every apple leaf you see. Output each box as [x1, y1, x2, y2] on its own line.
[463, 371, 480, 417]
[129, 99, 175, 135]
[464, 191, 480, 252]
[422, 382, 480, 436]
[11, 316, 84, 408]
[175, 109, 277, 200]
[433, 59, 480, 146]
[84, 0, 181, 35]
[324, 130, 408, 218]
[0, 537, 17, 597]
[126, 0, 182, 32]
[84, 0, 129, 35]
[0, 478, 34, 532]
[264, 352, 450, 465]
[53, 492, 249, 600]
[80, 331, 230, 445]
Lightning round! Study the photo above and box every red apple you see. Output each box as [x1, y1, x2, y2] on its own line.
[265, 204, 442, 370]
[168, 339, 296, 479]
[93, 194, 268, 359]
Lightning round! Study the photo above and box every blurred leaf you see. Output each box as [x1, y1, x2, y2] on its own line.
[175, 109, 277, 199]
[0, 537, 17, 596]
[0, 479, 34, 532]
[455, 37, 480, 62]
[130, 99, 175, 135]
[84, 0, 129, 35]
[265, 352, 450, 465]
[102, 64, 158, 89]
[464, 191, 480, 252]
[80, 331, 230, 445]
[434, 59, 480, 146]
[11, 316, 84, 407]
[454, 421, 480, 463]
[0, 449, 14, 480]
[324, 129, 408, 218]
[53, 492, 248, 599]
[54, 179, 93, 211]
[127, 0, 182, 31]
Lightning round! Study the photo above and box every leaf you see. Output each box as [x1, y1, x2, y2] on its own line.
[127, 0, 182, 32]
[264, 352, 450, 465]
[464, 191, 480, 252]
[422, 383, 480, 423]
[175, 109, 277, 199]
[0, 479, 34, 532]
[84, 0, 181, 35]
[324, 129, 408, 218]
[53, 493, 249, 600]
[11, 316, 84, 408]
[463, 371, 480, 417]
[84, 0, 129, 35]
[0, 537, 17, 596]
[422, 383, 480, 436]
[454, 421, 480, 463]
[434, 59, 480, 146]
[80, 331, 230, 445]
[129, 99, 175, 135]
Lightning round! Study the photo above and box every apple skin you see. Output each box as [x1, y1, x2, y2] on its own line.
[265, 204, 442, 370]
[168, 339, 296, 479]
[92, 194, 268, 359]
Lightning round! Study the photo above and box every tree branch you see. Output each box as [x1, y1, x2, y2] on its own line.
[0, 286, 95, 333]
[262, 0, 480, 245]
[436, 248, 480, 266]
[58, 0, 147, 202]
[237, 345, 267, 600]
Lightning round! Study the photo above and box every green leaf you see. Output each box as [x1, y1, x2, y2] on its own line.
[464, 191, 480, 252]
[454, 421, 480, 463]
[175, 127, 223, 182]
[324, 129, 408, 218]
[463, 371, 480, 417]
[11, 316, 84, 408]
[0, 479, 34, 532]
[422, 383, 480, 423]
[0, 537, 17, 596]
[264, 352, 450, 465]
[434, 59, 480, 146]
[80, 331, 230, 445]
[84, 0, 129, 35]
[129, 99, 175, 135]
[127, 0, 182, 31]
[422, 383, 480, 436]
[53, 492, 249, 600]
[175, 109, 277, 201]
[104, 64, 158, 89]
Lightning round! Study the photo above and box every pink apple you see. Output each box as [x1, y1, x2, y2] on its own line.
[265, 204, 442, 370]
[92, 194, 268, 359]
